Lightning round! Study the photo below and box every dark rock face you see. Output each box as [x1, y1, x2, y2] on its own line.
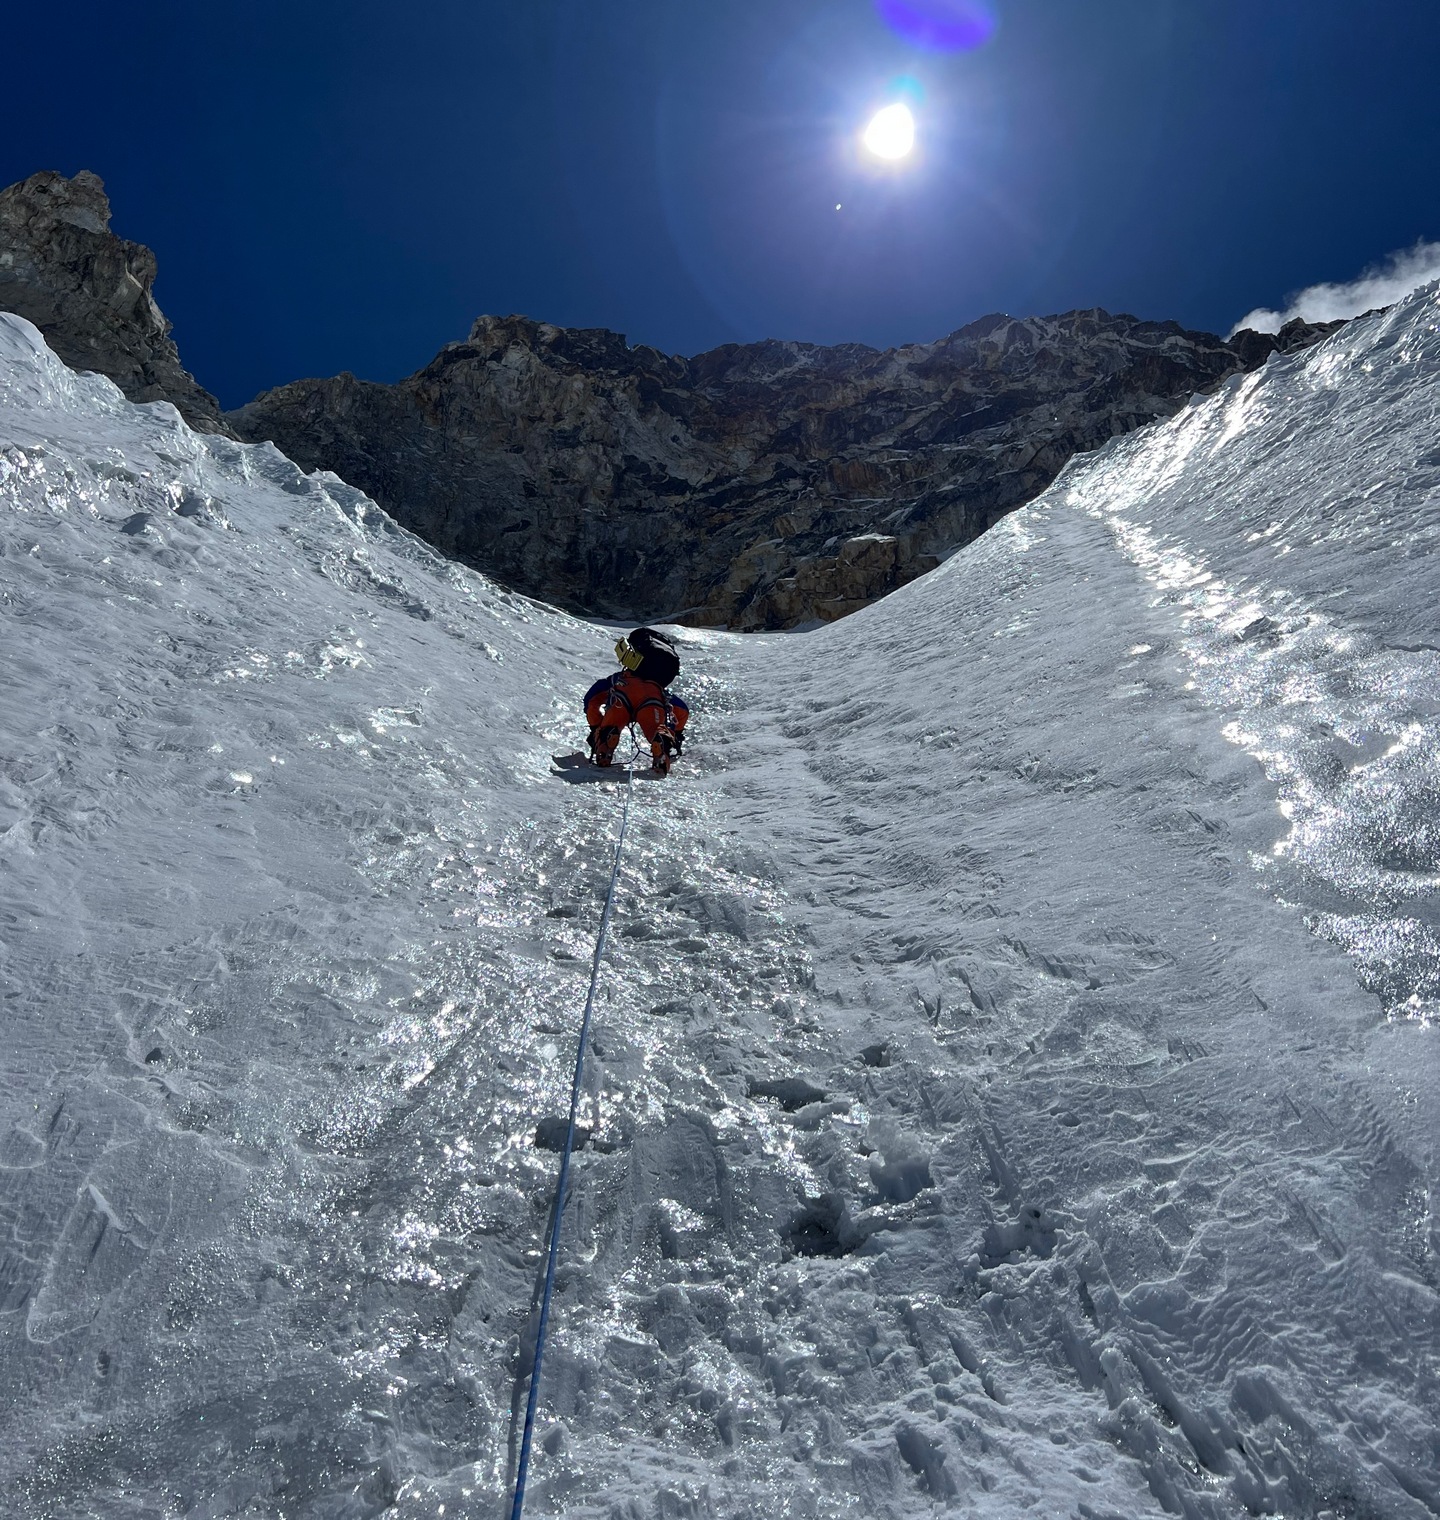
[229, 309, 1337, 628]
[0, 171, 231, 436]
[0, 169, 1340, 627]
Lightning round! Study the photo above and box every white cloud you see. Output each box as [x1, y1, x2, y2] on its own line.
[1229, 240, 1440, 336]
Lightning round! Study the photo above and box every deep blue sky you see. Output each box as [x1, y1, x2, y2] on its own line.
[6, 1, 1440, 408]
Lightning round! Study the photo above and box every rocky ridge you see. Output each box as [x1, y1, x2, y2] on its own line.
[1, 170, 1337, 626]
[231, 311, 1334, 626]
[0, 170, 231, 437]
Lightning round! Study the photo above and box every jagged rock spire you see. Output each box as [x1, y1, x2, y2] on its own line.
[0, 170, 231, 435]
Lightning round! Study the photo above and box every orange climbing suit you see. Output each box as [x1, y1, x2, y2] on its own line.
[584, 673, 689, 770]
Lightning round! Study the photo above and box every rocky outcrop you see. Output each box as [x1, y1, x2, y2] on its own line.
[230, 309, 1337, 628]
[0, 171, 231, 435]
[0, 169, 1339, 626]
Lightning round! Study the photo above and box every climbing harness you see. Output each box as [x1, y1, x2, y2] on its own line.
[509, 765, 634, 1520]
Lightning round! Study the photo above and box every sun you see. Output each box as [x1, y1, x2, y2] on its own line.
[862, 102, 916, 160]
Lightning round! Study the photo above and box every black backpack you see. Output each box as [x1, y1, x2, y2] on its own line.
[628, 627, 681, 687]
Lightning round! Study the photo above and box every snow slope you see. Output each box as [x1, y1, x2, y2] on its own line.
[0, 295, 1436, 1519]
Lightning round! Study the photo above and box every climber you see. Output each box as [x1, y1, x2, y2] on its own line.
[583, 627, 689, 775]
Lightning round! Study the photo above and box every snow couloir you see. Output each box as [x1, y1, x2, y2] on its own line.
[0, 296, 1437, 1517]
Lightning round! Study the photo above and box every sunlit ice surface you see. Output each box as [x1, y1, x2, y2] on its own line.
[875, 0, 997, 52]
[2, 282, 1440, 1520]
[862, 101, 916, 159]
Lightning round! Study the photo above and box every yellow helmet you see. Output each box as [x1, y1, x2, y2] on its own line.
[614, 637, 642, 672]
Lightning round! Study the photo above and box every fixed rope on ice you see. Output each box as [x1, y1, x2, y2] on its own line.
[509, 763, 634, 1520]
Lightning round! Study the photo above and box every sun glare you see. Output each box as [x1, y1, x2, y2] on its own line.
[862, 102, 916, 160]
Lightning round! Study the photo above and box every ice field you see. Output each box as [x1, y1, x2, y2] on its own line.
[0, 295, 1437, 1517]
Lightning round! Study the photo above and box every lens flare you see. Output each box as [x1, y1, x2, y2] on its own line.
[862, 103, 916, 160]
[889, 73, 925, 105]
[875, 0, 997, 53]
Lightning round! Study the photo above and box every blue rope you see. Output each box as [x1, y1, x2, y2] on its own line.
[510, 765, 633, 1520]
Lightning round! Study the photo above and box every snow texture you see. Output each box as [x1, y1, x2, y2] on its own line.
[0, 298, 1437, 1519]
